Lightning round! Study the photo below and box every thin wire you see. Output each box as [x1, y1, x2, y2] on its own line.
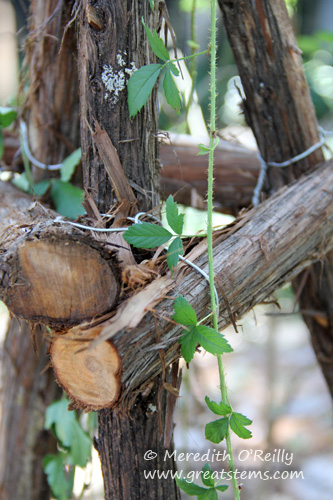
[252, 130, 327, 206]
[20, 121, 63, 171]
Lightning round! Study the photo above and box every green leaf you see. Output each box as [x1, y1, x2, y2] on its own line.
[165, 195, 184, 234]
[0, 106, 17, 127]
[197, 143, 211, 155]
[124, 222, 172, 248]
[11, 173, 31, 193]
[50, 180, 85, 220]
[201, 463, 215, 488]
[0, 127, 3, 160]
[172, 295, 197, 326]
[215, 485, 229, 492]
[149, 0, 154, 9]
[69, 420, 92, 467]
[169, 62, 180, 76]
[198, 489, 218, 500]
[205, 417, 229, 444]
[163, 67, 182, 115]
[196, 325, 233, 355]
[43, 453, 75, 500]
[167, 236, 184, 272]
[205, 396, 232, 416]
[179, 326, 198, 363]
[33, 179, 52, 197]
[127, 64, 162, 118]
[61, 148, 81, 183]
[143, 21, 170, 61]
[45, 399, 76, 448]
[175, 477, 208, 495]
[230, 412, 252, 439]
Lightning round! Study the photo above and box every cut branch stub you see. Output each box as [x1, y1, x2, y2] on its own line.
[1, 225, 120, 329]
[50, 326, 121, 411]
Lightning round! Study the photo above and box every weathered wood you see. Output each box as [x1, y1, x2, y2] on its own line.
[51, 326, 121, 411]
[77, 1, 180, 498]
[0, 181, 120, 329]
[218, 0, 333, 396]
[160, 133, 259, 213]
[92, 159, 333, 403]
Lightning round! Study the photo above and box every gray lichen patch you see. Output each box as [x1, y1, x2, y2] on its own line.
[102, 52, 137, 104]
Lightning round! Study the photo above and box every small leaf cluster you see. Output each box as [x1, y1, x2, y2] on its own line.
[0, 106, 17, 160]
[205, 397, 252, 443]
[127, 20, 181, 118]
[176, 463, 228, 499]
[173, 296, 233, 362]
[13, 147, 84, 220]
[123, 195, 185, 272]
[43, 397, 93, 500]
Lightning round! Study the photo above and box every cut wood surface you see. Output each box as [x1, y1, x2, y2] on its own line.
[51, 326, 121, 411]
[105, 160, 333, 405]
[0, 181, 120, 328]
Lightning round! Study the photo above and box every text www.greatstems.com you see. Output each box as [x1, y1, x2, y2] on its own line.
[143, 469, 304, 481]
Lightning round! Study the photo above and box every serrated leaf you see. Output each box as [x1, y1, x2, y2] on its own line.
[167, 236, 184, 272]
[165, 195, 184, 234]
[169, 62, 180, 76]
[45, 399, 76, 448]
[205, 417, 229, 444]
[69, 420, 92, 467]
[215, 484, 229, 492]
[201, 463, 215, 488]
[179, 327, 198, 363]
[198, 489, 218, 500]
[127, 64, 162, 118]
[33, 179, 52, 197]
[43, 453, 74, 500]
[173, 296, 197, 326]
[61, 148, 81, 182]
[51, 180, 85, 220]
[205, 396, 232, 416]
[124, 222, 172, 248]
[0, 106, 17, 127]
[163, 67, 182, 115]
[230, 412, 252, 439]
[143, 22, 170, 61]
[196, 325, 234, 355]
[175, 477, 208, 495]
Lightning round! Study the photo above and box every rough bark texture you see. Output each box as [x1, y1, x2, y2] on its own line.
[0, 182, 120, 329]
[160, 133, 259, 213]
[0, 2, 80, 497]
[0, 319, 59, 500]
[219, 0, 333, 396]
[77, 1, 179, 498]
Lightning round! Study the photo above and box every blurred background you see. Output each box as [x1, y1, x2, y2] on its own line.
[0, 0, 333, 499]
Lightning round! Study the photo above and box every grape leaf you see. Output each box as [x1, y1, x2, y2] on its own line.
[69, 420, 92, 467]
[43, 453, 75, 500]
[172, 296, 197, 326]
[163, 67, 181, 115]
[196, 325, 233, 355]
[167, 236, 184, 272]
[205, 417, 229, 444]
[143, 22, 170, 61]
[165, 195, 184, 234]
[124, 222, 172, 248]
[230, 412, 252, 439]
[127, 64, 162, 118]
[45, 398, 76, 448]
[205, 396, 232, 416]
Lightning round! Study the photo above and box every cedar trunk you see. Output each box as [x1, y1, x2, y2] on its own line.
[0, 1, 79, 498]
[77, 1, 179, 498]
[218, 0, 333, 396]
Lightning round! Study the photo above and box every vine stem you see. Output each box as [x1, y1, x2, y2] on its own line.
[207, 1, 240, 498]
